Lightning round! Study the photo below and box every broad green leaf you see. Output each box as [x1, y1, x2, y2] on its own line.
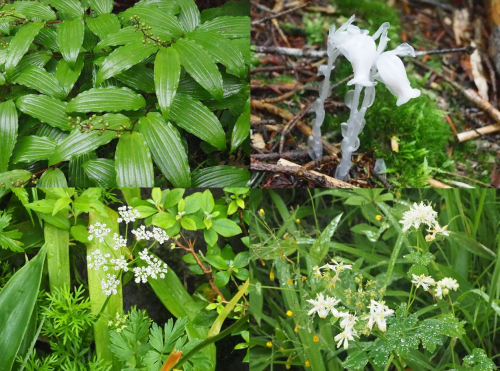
[199, 16, 250, 39]
[211, 219, 242, 237]
[230, 103, 249, 153]
[170, 94, 226, 150]
[176, 0, 200, 32]
[119, 5, 184, 41]
[86, 13, 120, 39]
[0, 101, 18, 172]
[54, 54, 84, 95]
[191, 166, 249, 187]
[16, 94, 70, 131]
[0, 245, 46, 371]
[58, 18, 84, 67]
[214, 271, 230, 287]
[67, 87, 146, 113]
[37, 168, 68, 187]
[181, 217, 197, 230]
[36, 124, 68, 142]
[88, 0, 113, 15]
[186, 29, 246, 78]
[116, 63, 155, 93]
[155, 47, 179, 118]
[69, 152, 97, 187]
[94, 26, 143, 50]
[139, 113, 190, 187]
[201, 1, 250, 22]
[46, 0, 84, 19]
[50, 114, 129, 164]
[205, 255, 228, 270]
[201, 190, 214, 213]
[152, 212, 177, 229]
[115, 131, 154, 187]
[463, 349, 496, 371]
[5, 21, 44, 77]
[10, 51, 52, 81]
[173, 38, 223, 100]
[343, 351, 369, 371]
[11, 136, 57, 164]
[96, 43, 158, 84]
[35, 27, 59, 51]
[13, 65, 66, 99]
[184, 192, 202, 213]
[83, 159, 118, 187]
[164, 188, 185, 208]
[310, 213, 343, 262]
[0, 170, 32, 188]
[28, 200, 59, 213]
[12, 2, 57, 20]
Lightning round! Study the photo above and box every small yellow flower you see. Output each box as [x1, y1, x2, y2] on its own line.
[287, 278, 293, 285]
[375, 214, 382, 221]
[305, 360, 310, 367]
[283, 233, 288, 239]
[286, 310, 293, 317]
[313, 334, 319, 342]
[295, 219, 300, 223]
[270, 270, 274, 280]
[294, 324, 299, 332]
[280, 346, 285, 351]
[286, 365, 291, 370]
[266, 341, 272, 348]
[258, 209, 265, 217]
[302, 276, 307, 282]
[259, 258, 266, 267]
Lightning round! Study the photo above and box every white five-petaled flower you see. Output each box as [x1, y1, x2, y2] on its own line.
[435, 277, 459, 299]
[312, 265, 323, 279]
[117, 206, 141, 224]
[364, 300, 394, 332]
[411, 274, 436, 291]
[335, 313, 358, 349]
[306, 293, 342, 319]
[400, 201, 439, 232]
[321, 259, 353, 273]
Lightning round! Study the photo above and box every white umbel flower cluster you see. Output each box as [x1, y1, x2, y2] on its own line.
[87, 249, 110, 271]
[101, 273, 120, 296]
[133, 248, 168, 283]
[364, 300, 394, 332]
[88, 222, 111, 242]
[131, 226, 170, 244]
[117, 206, 140, 224]
[411, 274, 436, 291]
[400, 201, 449, 241]
[112, 233, 127, 250]
[152, 227, 169, 244]
[335, 313, 358, 349]
[435, 277, 459, 299]
[110, 256, 129, 272]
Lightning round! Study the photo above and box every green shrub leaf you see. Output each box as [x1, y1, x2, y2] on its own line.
[191, 166, 249, 187]
[88, 0, 113, 15]
[0, 170, 32, 188]
[83, 159, 118, 187]
[155, 47, 180, 118]
[16, 94, 70, 131]
[37, 168, 68, 187]
[13, 65, 66, 99]
[5, 21, 44, 77]
[115, 131, 154, 187]
[46, 0, 84, 19]
[176, 0, 200, 32]
[0, 101, 18, 173]
[199, 16, 250, 39]
[12, 1, 57, 20]
[11, 135, 57, 164]
[230, 102, 249, 153]
[57, 18, 84, 67]
[86, 13, 121, 39]
[67, 87, 146, 112]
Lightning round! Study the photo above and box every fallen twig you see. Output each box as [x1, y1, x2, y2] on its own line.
[276, 104, 311, 153]
[371, 167, 392, 188]
[252, 149, 311, 161]
[303, 155, 338, 170]
[251, 2, 309, 25]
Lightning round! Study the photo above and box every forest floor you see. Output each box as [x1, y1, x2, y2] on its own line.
[250, 0, 500, 188]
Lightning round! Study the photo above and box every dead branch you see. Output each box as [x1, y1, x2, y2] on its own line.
[252, 149, 311, 161]
[251, 2, 309, 25]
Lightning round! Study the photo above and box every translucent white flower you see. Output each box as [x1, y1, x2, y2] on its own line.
[131, 225, 153, 241]
[337, 31, 377, 87]
[112, 233, 127, 250]
[152, 227, 169, 244]
[87, 249, 110, 271]
[364, 300, 394, 332]
[306, 293, 341, 319]
[101, 273, 120, 296]
[400, 201, 439, 232]
[110, 255, 129, 272]
[321, 260, 352, 273]
[133, 248, 168, 283]
[88, 222, 111, 243]
[376, 44, 421, 106]
[435, 277, 459, 299]
[117, 206, 141, 224]
[411, 274, 436, 291]
[334, 326, 357, 349]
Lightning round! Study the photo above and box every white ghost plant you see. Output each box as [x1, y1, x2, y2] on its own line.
[308, 15, 421, 181]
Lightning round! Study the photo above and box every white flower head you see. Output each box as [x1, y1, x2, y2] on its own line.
[337, 31, 377, 87]
[400, 201, 439, 232]
[101, 273, 120, 296]
[88, 222, 111, 243]
[110, 255, 129, 272]
[152, 227, 169, 244]
[131, 225, 153, 241]
[133, 248, 168, 283]
[334, 326, 357, 349]
[112, 233, 127, 250]
[117, 206, 140, 224]
[435, 277, 459, 299]
[312, 265, 323, 279]
[306, 292, 341, 319]
[364, 300, 394, 332]
[87, 249, 109, 271]
[321, 259, 352, 273]
[411, 274, 436, 291]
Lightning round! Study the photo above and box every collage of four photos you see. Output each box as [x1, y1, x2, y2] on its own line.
[0, 0, 499, 370]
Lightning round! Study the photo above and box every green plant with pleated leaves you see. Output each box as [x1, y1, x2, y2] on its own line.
[0, 0, 250, 189]
[249, 189, 500, 371]
[0, 187, 249, 371]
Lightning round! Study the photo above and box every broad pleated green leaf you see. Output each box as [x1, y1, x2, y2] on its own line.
[176, 0, 200, 32]
[36, 124, 68, 142]
[46, 0, 84, 19]
[13, 1, 57, 20]
[49, 114, 129, 165]
[69, 152, 97, 187]
[187, 29, 247, 78]
[67, 87, 146, 112]
[231, 102, 249, 153]
[35, 27, 59, 51]
[119, 5, 184, 41]
[10, 51, 52, 81]
[191, 166, 249, 187]
[0, 101, 18, 172]
[88, 0, 113, 15]
[12, 135, 57, 163]
[54, 54, 84, 95]
[0, 245, 46, 371]
[115, 131, 154, 187]
[116, 64, 155, 93]
[155, 47, 179, 118]
[173, 38, 223, 100]
[96, 43, 158, 84]
[58, 18, 84, 67]
[94, 26, 143, 51]
[199, 16, 250, 39]
[37, 168, 68, 187]
[139, 113, 191, 187]
[83, 158, 117, 187]
[0, 170, 32, 188]
[16, 94, 70, 131]
[5, 21, 44, 76]
[86, 13, 120, 39]
[170, 93, 226, 150]
[13, 65, 66, 99]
